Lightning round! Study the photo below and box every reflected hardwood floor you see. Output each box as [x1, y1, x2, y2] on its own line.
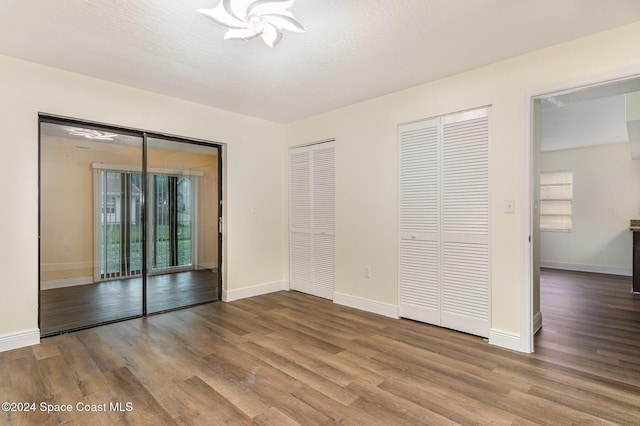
[40, 269, 219, 336]
[3, 268, 639, 424]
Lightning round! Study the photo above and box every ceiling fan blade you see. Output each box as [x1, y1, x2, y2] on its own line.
[198, 3, 247, 29]
[262, 14, 305, 32]
[248, 0, 295, 16]
[261, 23, 283, 48]
[224, 28, 259, 41]
[228, 0, 256, 22]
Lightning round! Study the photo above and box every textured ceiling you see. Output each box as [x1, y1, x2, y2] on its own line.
[541, 77, 640, 152]
[541, 94, 628, 152]
[1, 0, 640, 123]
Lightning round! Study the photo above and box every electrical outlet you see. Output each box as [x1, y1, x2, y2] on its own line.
[364, 266, 371, 279]
[608, 207, 615, 216]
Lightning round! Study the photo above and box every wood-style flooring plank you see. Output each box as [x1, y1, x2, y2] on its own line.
[2, 268, 640, 424]
[230, 339, 360, 406]
[346, 379, 459, 426]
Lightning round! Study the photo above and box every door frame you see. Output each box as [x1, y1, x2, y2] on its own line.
[521, 64, 640, 353]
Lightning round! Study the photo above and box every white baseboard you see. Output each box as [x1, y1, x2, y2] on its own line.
[333, 292, 399, 319]
[223, 280, 289, 302]
[489, 328, 522, 352]
[534, 311, 543, 335]
[197, 263, 217, 270]
[0, 329, 39, 352]
[41, 276, 93, 290]
[40, 261, 93, 272]
[540, 260, 631, 277]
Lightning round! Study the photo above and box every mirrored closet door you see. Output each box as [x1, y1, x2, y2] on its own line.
[39, 118, 222, 336]
[40, 121, 144, 335]
[145, 137, 220, 314]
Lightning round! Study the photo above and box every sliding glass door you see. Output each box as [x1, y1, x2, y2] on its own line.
[39, 118, 221, 336]
[97, 170, 144, 280]
[150, 173, 194, 271]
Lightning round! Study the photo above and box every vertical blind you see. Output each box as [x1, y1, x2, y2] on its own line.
[97, 168, 196, 281]
[540, 170, 573, 231]
[99, 170, 143, 279]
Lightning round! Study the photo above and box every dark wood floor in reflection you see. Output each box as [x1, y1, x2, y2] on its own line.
[40, 269, 219, 336]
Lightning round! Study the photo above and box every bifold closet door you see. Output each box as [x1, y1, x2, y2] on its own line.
[289, 142, 335, 300]
[440, 108, 490, 338]
[398, 118, 441, 324]
[398, 107, 490, 338]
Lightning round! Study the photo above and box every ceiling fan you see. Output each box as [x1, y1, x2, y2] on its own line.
[198, 0, 305, 48]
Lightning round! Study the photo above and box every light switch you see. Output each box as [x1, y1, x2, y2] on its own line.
[504, 200, 515, 214]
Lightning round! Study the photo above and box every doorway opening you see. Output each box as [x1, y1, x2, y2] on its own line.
[529, 75, 640, 352]
[38, 116, 223, 336]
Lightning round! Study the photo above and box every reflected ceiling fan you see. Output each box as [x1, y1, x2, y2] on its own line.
[67, 127, 118, 141]
[198, 0, 305, 48]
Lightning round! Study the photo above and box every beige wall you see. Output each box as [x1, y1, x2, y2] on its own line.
[40, 136, 219, 282]
[540, 143, 640, 275]
[285, 22, 640, 338]
[0, 54, 286, 337]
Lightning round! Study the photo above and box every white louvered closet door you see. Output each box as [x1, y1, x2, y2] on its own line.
[289, 148, 313, 295]
[311, 143, 336, 299]
[398, 107, 490, 338]
[289, 141, 335, 300]
[441, 108, 490, 337]
[398, 118, 441, 325]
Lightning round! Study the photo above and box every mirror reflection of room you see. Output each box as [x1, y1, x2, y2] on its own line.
[39, 122, 220, 335]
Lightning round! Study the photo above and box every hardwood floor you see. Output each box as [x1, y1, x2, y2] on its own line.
[3, 268, 639, 424]
[40, 270, 219, 336]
